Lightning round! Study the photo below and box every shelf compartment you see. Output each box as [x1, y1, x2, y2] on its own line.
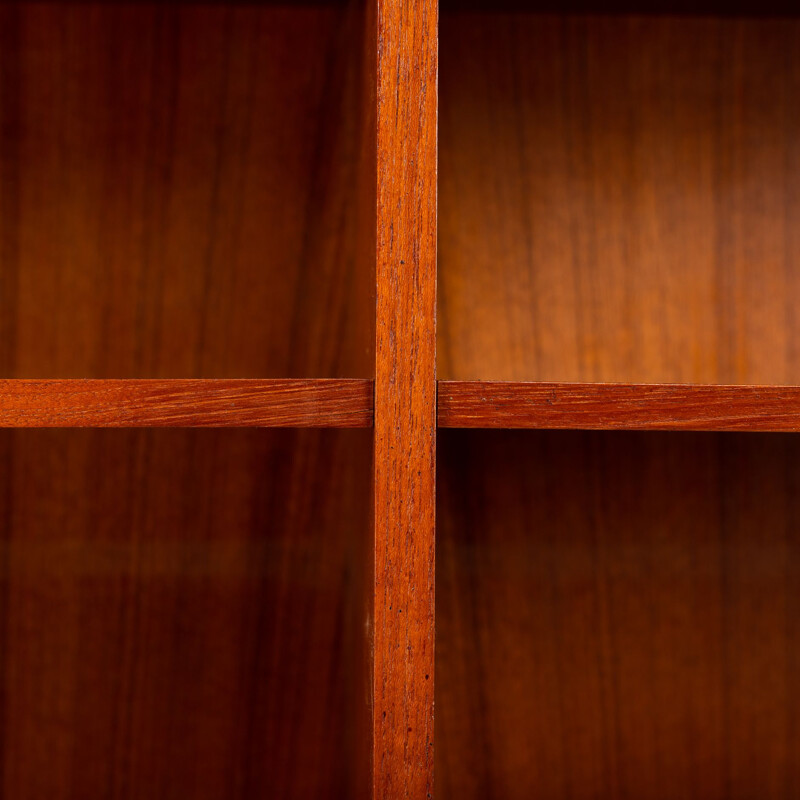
[0, 0, 374, 379]
[437, 428, 800, 799]
[0, 378, 373, 428]
[439, 11, 800, 384]
[0, 427, 372, 798]
[438, 380, 800, 431]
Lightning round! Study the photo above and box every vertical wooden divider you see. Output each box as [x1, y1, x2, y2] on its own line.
[374, 0, 438, 797]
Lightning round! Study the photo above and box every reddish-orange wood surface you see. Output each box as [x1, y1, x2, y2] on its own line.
[438, 13, 800, 385]
[0, 427, 372, 799]
[438, 381, 800, 431]
[17, 1, 800, 797]
[0, 379, 373, 428]
[0, 1, 373, 380]
[353, 1, 377, 798]
[374, 0, 437, 796]
[0, 3, 377, 797]
[437, 429, 800, 799]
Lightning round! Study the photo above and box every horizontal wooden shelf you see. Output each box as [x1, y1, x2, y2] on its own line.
[0, 379, 373, 428]
[438, 381, 800, 431]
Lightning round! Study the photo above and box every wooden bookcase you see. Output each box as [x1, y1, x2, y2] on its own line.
[1, 0, 799, 797]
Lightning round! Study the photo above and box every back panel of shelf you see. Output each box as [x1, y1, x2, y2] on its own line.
[437, 428, 800, 799]
[0, 0, 375, 379]
[438, 7, 800, 384]
[0, 427, 372, 798]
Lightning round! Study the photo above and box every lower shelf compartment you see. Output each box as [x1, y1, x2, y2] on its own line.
[0, 427, 372, 798]
[437, 429, 800, 799]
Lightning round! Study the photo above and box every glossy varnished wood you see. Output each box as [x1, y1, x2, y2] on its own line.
[438, 14, 800, 384]
[374, 0, 437, 795]
[438, 380, 800, 430]
[0, 4, 378, 795]
[0, 0, 373, 378]
[0, 379, 373, 427]
[437, 429, 800, 799]
[441, 0, 799, 12]
[350, 1, 377, 797]
[0, 427, 372, 798]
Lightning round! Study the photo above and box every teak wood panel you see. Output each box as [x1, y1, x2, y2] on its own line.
[0, 1, 373, 379]
[437, 429, 800, 800]
[440, 0, 800, 10]
[438, 14, 800, 384]
[0, 427, 372, 798]
[374, 0, 437, 796]
[438, 380, 800, 431]
[0, 379, 373, 428]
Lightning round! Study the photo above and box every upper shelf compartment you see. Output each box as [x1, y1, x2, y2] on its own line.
[438, 6, 800, 384]
[0, 0, 374, 379]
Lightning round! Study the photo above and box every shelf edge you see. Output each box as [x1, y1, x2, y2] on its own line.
[438, 380, 800, 431]
[0, 378, 374, 428]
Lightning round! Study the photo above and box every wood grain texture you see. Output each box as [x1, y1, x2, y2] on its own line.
[0, 4, 378, 795]
[0, 0, 373, 378]
[440, 0, 800, 12]
[374, 0, 437, 796]
[0, 427, 372, 798]
[438, 14, 800, 384]
[437, 429, 800, 800]
[439, 380, 800, 430]
[0, 379, 373, 427]
[351, 1, 377, 797]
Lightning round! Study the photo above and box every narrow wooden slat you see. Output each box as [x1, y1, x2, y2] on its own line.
[374, 0, 438, 796]
[0, 379, 373, 428]
[438, 381, 800, 431]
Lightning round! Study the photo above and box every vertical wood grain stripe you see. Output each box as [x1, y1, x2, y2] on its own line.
[374, 0, 437, 796]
